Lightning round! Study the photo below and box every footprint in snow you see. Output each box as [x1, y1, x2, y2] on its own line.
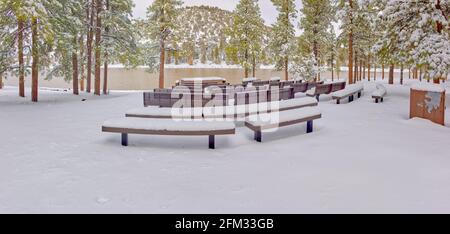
[96, 197, 110, 204]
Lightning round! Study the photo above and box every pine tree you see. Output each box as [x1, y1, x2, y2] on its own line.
[227, 0, 265, 78]
[102, 0, 136, 94]
[146, 0, 183, 88]
[374, 0, 450, 84]
[270, 0, 297, 81]
[47, 0, 84, 95]
[299, 0, 336, 81]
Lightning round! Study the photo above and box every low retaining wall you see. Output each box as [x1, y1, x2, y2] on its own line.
[3, 67, 397, 90]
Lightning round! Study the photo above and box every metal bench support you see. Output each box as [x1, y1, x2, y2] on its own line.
[307, 121, 313, 133]
[209, 135, 215, 149]
[121, 133, 128, 146]
[254, 131, 262, 142]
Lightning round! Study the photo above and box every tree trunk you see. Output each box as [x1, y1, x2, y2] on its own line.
[382, 64, 385, 80]
[159, 38, 165, 89]
[86, 0, 94, 93]
[244, 50, 249, 78]
[18, 18, 25, 97]
[80, 36, 85, 91]
[284, 57, 288, 81]
[419, 68, 422, 81]
[313, 40, 319, 81]
[31, 17, 38, 102]
[361, 60, 364, 80]
[373, 63, 377, 80]
[347, 0, 354, 84]
[252, 56, 256, 78]
[354, 52, 358, 82]
[72, 37, 79, 95]
[367, 55, 371, 81]
[400, 64, 404, 85]
[388, 64, 394, 85]
[94, 0, 102, 95]
[0, 72, 3, 89]
[103, 0, 110, 95]
[331, 54, 334, 82]
[103, 61, 108, 94]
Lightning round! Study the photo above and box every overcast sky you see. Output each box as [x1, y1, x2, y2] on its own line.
[133, 0, 303, 26]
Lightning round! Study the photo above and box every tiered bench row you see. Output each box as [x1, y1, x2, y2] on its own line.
[103, 97, 322, 148]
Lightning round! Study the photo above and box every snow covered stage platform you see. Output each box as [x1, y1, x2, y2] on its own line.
[0, 79, 449, 213]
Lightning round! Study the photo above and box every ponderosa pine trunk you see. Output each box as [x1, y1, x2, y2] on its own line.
[94, 0, 102, 95]
[360, 60, 364, 80]
[80, 36, 85, 91]
[18, 18, 25, 97]
[86, 0, 94, 93]
[373, 63, 377, 80]
[331, 54, 334, 82]
[388, 64, 394, 85]
[354, 52, 358, 82]
[400, 64, 404, 85]
[348, 0, 354, 84]
[435, 0, 444, 84]
[244, 50, 249, 78]
[31, 17, 38, 102]
[103, 0, 109, 95]
[72, 37, 79, 95]
[159, 39, 165, 88]
[367, 55, 371, 81]
[284, 58, 288, 81]
[252, 56, 256, 78]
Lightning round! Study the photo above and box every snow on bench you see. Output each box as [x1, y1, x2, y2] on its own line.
[203, 97, 318, 119]
[332, 83, 364, 104]
[102, 117, 235, 149]
[180, 77, 226, 82]
[242, 77, 258, 82]
[127, 97, 318, 120]
[245, 106, 322, 142]
[126, 107, 204, 119]
[372, 84, 387, 103]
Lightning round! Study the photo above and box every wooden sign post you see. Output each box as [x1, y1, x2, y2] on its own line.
[410, 84, 446, 125]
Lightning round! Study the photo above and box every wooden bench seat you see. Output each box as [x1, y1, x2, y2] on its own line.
[245, 107, 322, 142]
[372, 84, 387, 103]
[306, 82, 346, 101]
[102, 117, 235, 149]
[129, 97, 318, 120]
[332, 84, 364, 104]
[126, 107, 204, 119]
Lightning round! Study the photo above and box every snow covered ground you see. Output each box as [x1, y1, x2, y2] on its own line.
[1, 79, 450, 213]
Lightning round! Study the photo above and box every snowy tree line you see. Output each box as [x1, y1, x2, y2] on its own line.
[0, 0, 138, 101]
[1, 0, 449, 99]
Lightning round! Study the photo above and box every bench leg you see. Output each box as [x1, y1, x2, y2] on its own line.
[348, 95, 353, 102]
[315, 95, 320, 102]
[209, 135, 215, 149]
[375, 98, 379, 103]
[336, 99, 340, 104]
[381, 97, 384, 102]
[307, 121, 313, 133]
[254, 131, 262, 142]
[121, 133, 128, 146]
[358, 92, 361, 98]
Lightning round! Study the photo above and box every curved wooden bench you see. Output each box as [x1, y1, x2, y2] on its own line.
[245, 107, 322, 142]
[102, 118, 235, 149]
[128, 97, 318, 120]
[332, 84, 364, 104]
